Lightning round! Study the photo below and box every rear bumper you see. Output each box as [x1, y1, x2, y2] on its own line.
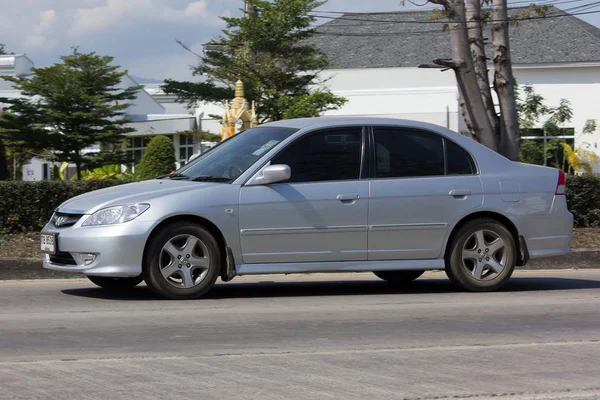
[518, 196, 573, 261]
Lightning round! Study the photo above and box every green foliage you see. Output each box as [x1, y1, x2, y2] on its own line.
[516, 85, 597, 174]
[0, 48, 141, 179]
[566, 175, 600, 227]
[0, 180, 124, 232]
[80, 164, 135, 181]
[163, 0, 346, 122]
[519, 139, 545, 166]
[0, 43, 5, 55]
[137, 135, 176, 180]
[0, 109, 50, 180]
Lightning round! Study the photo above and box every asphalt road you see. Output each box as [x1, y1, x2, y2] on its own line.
[1, 270, 600, 400]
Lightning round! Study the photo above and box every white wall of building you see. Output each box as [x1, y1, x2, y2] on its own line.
[319, 64, 600, 173]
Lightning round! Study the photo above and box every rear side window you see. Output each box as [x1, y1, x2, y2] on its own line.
[271, 128, 363, 183]
[446, 140, 475, 175]
[373, 128, 444, 178]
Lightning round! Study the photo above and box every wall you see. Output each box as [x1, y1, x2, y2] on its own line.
[320, 67, 461, 131]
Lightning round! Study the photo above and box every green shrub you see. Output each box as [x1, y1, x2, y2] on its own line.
[566, 175, 600, 227]
[137, 135, 175, 180]
[0, 180, 124, 232]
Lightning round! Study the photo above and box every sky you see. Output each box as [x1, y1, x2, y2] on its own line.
[1, 0, 600, 82]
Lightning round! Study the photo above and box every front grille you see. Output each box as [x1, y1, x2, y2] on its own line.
[49, 251, 77, 265]
[51, 212, 84, 228]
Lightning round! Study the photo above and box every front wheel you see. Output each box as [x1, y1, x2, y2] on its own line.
[143, 223, 221, 300]
[445, 218, 516, 292]
[87, 276, 143, 291]
[373, 270, 424, 284]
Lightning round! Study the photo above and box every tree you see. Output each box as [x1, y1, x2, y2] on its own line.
[0, 48, 141, 179]
[162, 0, 346, 123]
[0, 109, 50, 180]
[0, 43, 6, 55]
[137, 135, 176, 180]
[420, 0, 542, 160]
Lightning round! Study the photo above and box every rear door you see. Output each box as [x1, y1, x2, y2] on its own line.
[367, 126, 483, 260]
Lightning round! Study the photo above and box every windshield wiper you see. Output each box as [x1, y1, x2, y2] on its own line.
[157, 173, 189, 180]
[191, 176, 232, 182]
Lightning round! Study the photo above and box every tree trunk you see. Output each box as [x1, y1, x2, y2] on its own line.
[465, 0, 500, 142]
[445, 0, 497, 150]
[492, 0, 520, 160]
[458, 89, 475, 136]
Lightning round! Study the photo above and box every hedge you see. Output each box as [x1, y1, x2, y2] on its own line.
[566, 175, 600, 227]
[0, 175, 599, 233]
[0, 180, 125, 232]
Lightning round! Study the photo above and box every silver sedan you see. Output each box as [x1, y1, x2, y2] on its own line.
[41, 117, 573, 299]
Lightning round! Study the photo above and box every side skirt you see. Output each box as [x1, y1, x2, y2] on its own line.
[235, 259, 445, 276]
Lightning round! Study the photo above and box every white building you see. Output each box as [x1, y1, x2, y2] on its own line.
[0, 54, 215, 181]
[309, 6, 600, 173]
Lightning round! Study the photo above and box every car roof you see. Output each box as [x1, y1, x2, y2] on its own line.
[260, 116, 455, 133]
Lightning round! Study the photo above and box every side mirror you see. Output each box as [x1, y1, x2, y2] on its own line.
[251, 164, 291, 185]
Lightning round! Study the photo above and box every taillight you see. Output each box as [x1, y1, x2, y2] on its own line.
[556, 169, 566, 195]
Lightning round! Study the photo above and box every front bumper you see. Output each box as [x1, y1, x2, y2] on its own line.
[41, 219, 155, 277]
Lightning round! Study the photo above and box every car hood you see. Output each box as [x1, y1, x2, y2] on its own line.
[57, 180, 220, 214]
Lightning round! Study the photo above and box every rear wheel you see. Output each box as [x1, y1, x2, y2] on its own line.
[143, 223, 221, 300]
[87, 276, 143, 291]
[373, 270, 424, 284]
[445, 218, 516, 292]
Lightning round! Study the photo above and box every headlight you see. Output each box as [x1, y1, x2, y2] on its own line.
[82, 204, 150, 226]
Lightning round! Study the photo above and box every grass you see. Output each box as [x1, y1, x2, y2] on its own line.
[1, 228, 599, 259]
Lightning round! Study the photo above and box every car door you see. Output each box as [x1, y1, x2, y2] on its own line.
[368, 126, 483, 260]
[238, 127, 369, 264]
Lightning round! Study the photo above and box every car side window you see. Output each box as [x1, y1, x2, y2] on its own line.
[446, 140, 475, 175]
[373, 128, 444, 178]
[271, 128, 363, 183]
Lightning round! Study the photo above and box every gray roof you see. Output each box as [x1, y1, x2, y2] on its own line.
[310, 6, 600, 69]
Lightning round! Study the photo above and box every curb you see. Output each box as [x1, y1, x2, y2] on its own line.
[1, 250, 600, 281]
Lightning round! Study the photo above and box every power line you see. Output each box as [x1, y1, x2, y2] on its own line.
[310, 0, 594, 28]
[311, 0, 588, 15]
[309, 4, 600, 25]
[312, 8, 600, 37]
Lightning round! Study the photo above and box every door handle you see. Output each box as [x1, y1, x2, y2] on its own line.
[449, 189, 471, 197]
[336, 193, 360, 202]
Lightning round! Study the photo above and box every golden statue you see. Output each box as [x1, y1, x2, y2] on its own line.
[221, 80, 258, 140]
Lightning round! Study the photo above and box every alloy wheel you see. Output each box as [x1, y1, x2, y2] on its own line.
[159, 234, 210, 288]
[461, 229, 507, 281]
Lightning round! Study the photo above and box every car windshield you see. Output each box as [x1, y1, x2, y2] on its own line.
[170, 126, 298, 182]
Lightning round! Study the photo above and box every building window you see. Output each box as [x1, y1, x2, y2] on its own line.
[179, 133, 195, 164]
[126, 135, 173, 167]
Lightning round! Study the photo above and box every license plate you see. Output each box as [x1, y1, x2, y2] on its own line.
[41, 234, 57, 254]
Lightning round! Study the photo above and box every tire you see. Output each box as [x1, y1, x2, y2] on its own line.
[87, 275, 143, 291]
[445, 218, 516, 292]
[373, 270, 424, 284]
[143, 223, 221, 300]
